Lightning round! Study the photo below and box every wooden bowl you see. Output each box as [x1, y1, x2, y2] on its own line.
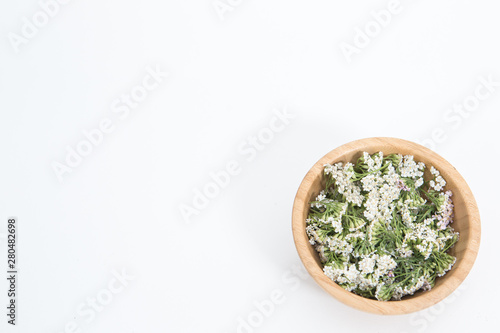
[292, 137, 480, 315]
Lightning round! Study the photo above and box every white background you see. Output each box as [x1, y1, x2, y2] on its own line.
[1, 0, 499, 332]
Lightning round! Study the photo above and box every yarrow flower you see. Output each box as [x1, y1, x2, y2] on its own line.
[376, 255, 397, 274]
[307, 152, 458, 301]
[358, 257, 376, 275]
[430, 166, 447, 191]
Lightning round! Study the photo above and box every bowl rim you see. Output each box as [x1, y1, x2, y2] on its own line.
[292, 137, 481, 315]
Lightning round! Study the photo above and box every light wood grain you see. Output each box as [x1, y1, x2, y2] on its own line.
[292, 137, 481, 315]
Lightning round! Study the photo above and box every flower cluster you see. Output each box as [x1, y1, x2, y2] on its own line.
[306, 152, 459, 301]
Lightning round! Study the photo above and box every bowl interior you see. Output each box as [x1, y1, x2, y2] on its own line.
[292, 138, 480, 315]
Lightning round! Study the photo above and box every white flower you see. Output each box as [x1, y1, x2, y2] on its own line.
[327, 237, 353, 257]
[358, 257, 376, 275]
[363, 152, 376, 171]
[401, 201, 416, 226]
[344, 184, 364, 206]
[327, 216, 343, 233]
[361, 174, 377, 192]
[430, 173, 446, 191]
[373, 152, 384, 170]
[324, 266, 343, 281]
[376, 255, 397, 274]
[316, 191, 326, 202]
[345, 264, 361, 283]
[326, 162, 364, 206]
[400, 155, 421, 179]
